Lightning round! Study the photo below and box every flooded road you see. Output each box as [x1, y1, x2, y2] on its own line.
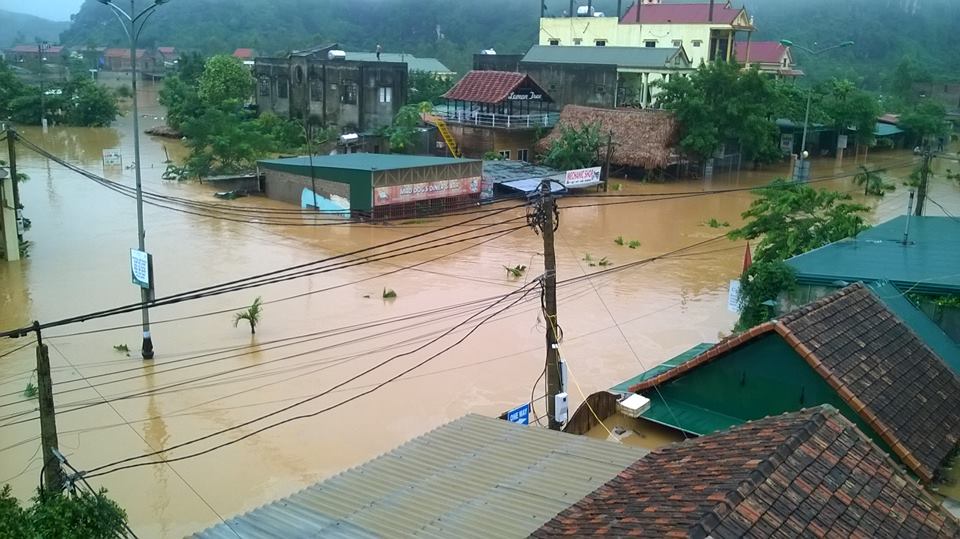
[1, 81, 958, 538]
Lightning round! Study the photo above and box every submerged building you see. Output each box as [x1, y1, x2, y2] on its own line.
[254, 43, 408, 131]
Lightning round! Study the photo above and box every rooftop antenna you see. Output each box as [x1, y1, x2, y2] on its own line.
[903, 190, 915, 244]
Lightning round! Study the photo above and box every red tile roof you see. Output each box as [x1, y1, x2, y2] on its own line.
[621, 3, 744, 24]
[443, 70, 545, 104]
[104, 48, 150, 59]
[157, 46, 176, 54]
[10, 44, 63, 54]
[734, 41, 786, 64]
[629, 283, 960, 483]
[233, 48, 255, 59]
[534, 406, 960, 538]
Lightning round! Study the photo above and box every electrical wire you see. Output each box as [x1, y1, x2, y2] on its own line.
[81, 281, 540, 479]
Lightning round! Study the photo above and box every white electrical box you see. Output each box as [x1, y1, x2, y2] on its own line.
[554, 392, 568, 423]
[617, 393, 652, 418]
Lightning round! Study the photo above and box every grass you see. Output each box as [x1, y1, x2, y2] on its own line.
[628, 240, 641, 249]
[705, 218, 731, 229]
[614, 236, 625, 246]
[23, 382, 37, 398]
[382, 288, 398, 299]
[504, 264, 527, 278]
[233, 296, 263, 334]
[113, 344, 130, 357]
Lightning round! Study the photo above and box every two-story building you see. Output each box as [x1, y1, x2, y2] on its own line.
[254, 43, 407, 132]
[733, 41, 803, 78]
[539, 0, 754, 67]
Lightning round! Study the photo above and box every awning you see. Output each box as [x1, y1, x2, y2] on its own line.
[498, 178, 565, 196]
[874, 122, 905, 137]
[638, 393, 745, 436]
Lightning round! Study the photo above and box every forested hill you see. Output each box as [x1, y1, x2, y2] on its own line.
[59, 0, 960, 85]
[1, 10, 70, 47]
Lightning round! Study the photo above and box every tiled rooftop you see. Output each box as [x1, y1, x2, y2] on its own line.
[443, 70, 534, 104]
[534, 406, 960, 538]
[629, 284, 960, 483]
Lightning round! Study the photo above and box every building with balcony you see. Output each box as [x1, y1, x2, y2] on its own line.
[538, 1, 754, 67]
[436, 70, 557, 160]
[254, 43, 407, 132]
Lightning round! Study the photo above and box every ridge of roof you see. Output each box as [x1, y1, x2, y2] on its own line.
[629, 283, 960, 483]
[535, 406, 960, 537]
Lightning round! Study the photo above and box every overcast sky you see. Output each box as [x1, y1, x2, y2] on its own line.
[0, 0, 84, 21]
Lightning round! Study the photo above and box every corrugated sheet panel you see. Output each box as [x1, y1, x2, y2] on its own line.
[190, 415, 647, 539]
[609, 343, 714, 393]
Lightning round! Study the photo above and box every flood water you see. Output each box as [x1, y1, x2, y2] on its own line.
[1, 81, 958, 538]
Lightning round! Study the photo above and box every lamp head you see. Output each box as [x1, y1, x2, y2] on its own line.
[779, 39, 793, 47]
[840, 41, 855, 47]
[802, 150, 809, 159]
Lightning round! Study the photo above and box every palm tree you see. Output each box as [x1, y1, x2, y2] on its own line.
[853, 165, 893, 196]
[233, 297, 263, 334]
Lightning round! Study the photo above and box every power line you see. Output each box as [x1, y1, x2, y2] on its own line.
[81, 281, 540, 479]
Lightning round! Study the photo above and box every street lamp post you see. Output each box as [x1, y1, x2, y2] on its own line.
[779, 39, 854, 181]
[97, 0, 170, 360]
[38, 41, 48, 129]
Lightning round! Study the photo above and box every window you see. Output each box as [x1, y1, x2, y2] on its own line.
[310, 79, 322, 102]
[672, 40, 682, 47]
[692, 40, 702, 48]
[644, 40, 657, 48]
[341, 82, 357, 105]
[595, 39, 607, 47]
[378, 87, 392, 103]
[277, 78, 288, 99]
[498, 150, 511, 160]
[549, 39, 560, 46]
[517, 149, 529, 162]
[782, 58, 788, 67]
[258, 78, 270, 97]
[573, 38, 582, 45]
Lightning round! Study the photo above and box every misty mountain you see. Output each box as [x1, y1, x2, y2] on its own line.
[58, 0, 960, 86]
[0, 10, 71, 48]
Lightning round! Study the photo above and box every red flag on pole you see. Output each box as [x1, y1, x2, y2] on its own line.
[742, 242, 752, 275]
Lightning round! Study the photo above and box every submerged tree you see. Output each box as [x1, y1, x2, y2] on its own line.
[0, 484, 128, 539]
[233, 296, 263, 334]
[853, 165, 895, 196]
[541, 122, 602, 170]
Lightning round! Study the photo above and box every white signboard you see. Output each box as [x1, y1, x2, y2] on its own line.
[837, 134, 849, 150]
[780, 133, 794, 153]
[563, 167, 602, 188]
[102, 149, 123, 167]
[727, 279, 742, 313]
[130, 249, 152, 290]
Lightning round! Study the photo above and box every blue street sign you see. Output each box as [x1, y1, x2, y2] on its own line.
[506, 403, 530, 425]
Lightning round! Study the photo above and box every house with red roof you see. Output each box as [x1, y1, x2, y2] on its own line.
[6, 44, 66, 64]
[102, 48, 159, 72]
[436, 70, 558, 160]
[538, 0, 754, 67]
[733, 41, 803, 78]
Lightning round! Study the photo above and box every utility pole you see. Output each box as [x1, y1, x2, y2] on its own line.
[914, 150, 932, 217]
[7, 129, 23, 245]
[531, 180, 563, 430]
[603, 131, 613, 193]
[34, 322, 64, 492]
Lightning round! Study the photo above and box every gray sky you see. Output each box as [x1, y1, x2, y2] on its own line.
[0, 0, 85, 21]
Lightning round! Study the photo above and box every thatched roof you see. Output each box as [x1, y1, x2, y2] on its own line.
[538, 105, 679, 169]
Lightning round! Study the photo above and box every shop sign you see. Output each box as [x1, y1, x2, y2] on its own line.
[374, 177, 481, 206]
[563, 167, 602, 188]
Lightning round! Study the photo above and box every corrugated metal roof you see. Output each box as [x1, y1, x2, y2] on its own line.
[522, 45, 688, 70]
[344, 52, 454, 74]
[787, 216, 960, 295]
[190, 414, 647, 539]
[609, 343, 714, 394]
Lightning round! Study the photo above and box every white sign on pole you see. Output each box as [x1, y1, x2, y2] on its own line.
[837, 134, 849, 150]
[727, 279, 742, 313]
[102, 149, 123, 167]
[562, 167, 602, 188]
[130, 249, 152, 290]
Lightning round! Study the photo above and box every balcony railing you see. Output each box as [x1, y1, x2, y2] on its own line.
[438, 110, 560, 130]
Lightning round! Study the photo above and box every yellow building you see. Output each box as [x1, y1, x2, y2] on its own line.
[539, 1, 754, 67]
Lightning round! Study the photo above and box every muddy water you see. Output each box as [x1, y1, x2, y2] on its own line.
[1, 81, 958, 538]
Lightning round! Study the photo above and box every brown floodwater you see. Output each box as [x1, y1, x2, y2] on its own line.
[1, 81, 958, 538]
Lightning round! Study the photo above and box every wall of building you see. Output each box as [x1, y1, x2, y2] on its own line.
[636, 25, 733, 66]
[261, 168, 351, 208]
[521, 62, 618, 109]
[448, 126, 540, 160]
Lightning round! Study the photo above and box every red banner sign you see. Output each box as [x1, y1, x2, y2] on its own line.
[374, 177, 482, 206]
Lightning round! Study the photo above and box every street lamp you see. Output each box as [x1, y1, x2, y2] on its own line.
[97, 0, 170, 360]
[779, 39, 854, 181]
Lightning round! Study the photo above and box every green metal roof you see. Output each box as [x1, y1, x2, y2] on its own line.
[640, 393, 744, 436]
[190, 414, 648, 539]
[868, 281, 960, 373]
[609, 343, 714, 394]
[344, 52, 454, 74]
[875, 122, 905, 137]
[258, 153, 478, 172]
[522, 45, 689, 69]
[787, 216, 960, 296]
